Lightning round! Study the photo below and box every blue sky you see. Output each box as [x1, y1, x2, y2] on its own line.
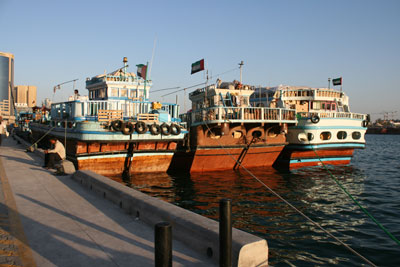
[1, 0, 399, 120]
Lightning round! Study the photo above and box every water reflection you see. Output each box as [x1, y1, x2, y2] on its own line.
[106, 137, 400, 267]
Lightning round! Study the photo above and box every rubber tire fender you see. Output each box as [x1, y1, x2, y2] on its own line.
[149, 124, 161, 135]
[170, 124, 181, 135]
[121, 122, 135, 135]
[135, 121, 148, 134]
[310, 115, 320, 124]
[111, 120, 123, 131]
[160, 123, 171, 135]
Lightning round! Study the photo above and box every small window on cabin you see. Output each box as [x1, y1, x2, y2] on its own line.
[320, 132, 331, 140]
[321, 103, 326, 109]
[331, 103, 336, 111]
[337, 131, 347, 140]
[326, 103, 331, 110]
[111, 88, 118, 97]
[99, 89, 106, 98]
[120, 89, 128, 97]
[313, 102, 321, 110]
[352, 132, 361, 140]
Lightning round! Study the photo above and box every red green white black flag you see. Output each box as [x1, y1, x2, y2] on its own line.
[332, 77, 342, 86]
[191, 59, 205, 74]
[136, 64, 147, 79]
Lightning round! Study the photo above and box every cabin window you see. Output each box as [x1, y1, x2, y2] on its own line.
[111, 88, 118, 97]
[320, 132, 331, 140]
[120, 89, 128, 97]
[312, 102, 321, 110]
[331, 103, 336, 111]
[337, 131, 347, 140]
[99, 89, 106, 98]
[326, 103, 331, 110]
[352, 131, 361, 140]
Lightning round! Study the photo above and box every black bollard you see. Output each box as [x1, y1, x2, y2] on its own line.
[219, 199, 232, 267]
[155, 222, 172, 267]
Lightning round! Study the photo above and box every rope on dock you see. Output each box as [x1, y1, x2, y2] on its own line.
[202, 122, 377, 267]
[310, 146, 400, 246]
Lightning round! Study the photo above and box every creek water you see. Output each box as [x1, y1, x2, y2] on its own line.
[110, 134, 400, 266]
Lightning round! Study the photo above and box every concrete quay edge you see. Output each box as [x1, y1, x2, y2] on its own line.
[13, 133, 269, 266]
[72, 170, 268, 267]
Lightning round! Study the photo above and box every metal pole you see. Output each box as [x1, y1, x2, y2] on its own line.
[64, 119, 67, 151]
[219, 199, 232, 267]
[239, 61, 244, 84]
[155, 222, 172, 267]
[328, 78, 331, 89]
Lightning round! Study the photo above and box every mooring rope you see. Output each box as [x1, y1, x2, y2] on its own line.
[28, 125, 56, 149]
[310, 145, 400, 246]
[201, 122, 377, 266]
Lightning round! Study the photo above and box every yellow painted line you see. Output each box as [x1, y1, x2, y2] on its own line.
[0, 157, 36, 267]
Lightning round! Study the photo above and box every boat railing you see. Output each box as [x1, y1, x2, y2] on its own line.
[297, 111, 367, 120]
[187, 106, 296, 126]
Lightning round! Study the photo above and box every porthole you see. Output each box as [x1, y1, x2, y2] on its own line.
[352, 131, 361, 140]
[232, 131, 243, 139]
[298, 133, 307, 142]
[320, 131, 331, 141]
[307, 133, 314, 141]
[337, 131, 347, 140]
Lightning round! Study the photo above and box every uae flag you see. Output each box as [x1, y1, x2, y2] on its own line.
[191, 59, 205, 74]
[136, 64, 147, 79]
[332, 77, 342, 86]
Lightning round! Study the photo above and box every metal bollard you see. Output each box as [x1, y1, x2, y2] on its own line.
[155, 222, 172, 267]
[219, 199, 232, 267]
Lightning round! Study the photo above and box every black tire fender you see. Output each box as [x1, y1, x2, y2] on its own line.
[310, 115, 320, 124]
[135, 121, 147, 134]
[111, 120, 123, 131]
[160, 123, 171, 135]
[121, 122, 135, 135]
[170, 124, 181, 135]
[149, 124, 161, 135]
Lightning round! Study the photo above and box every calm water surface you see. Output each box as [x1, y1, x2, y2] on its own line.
[112, 135, 400, 266]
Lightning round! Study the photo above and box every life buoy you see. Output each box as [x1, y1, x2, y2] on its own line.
[121, 122, 135, 135]
[135, 121, 147, 134]
[160, 123, 171, 135]
[362, 120, 368, 128]
[310, 115, 320, 124]
[149, 124, 161, 135]
[170, 124, 181, 135]
[111, 120, 123, 131]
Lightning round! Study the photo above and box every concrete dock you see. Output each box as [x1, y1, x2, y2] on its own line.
[0, 136, 268, 266]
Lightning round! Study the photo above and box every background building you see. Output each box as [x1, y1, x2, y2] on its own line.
[42, 98, 51, 109]
[13, 85, 37, 107]
[0, 51, 14, 119]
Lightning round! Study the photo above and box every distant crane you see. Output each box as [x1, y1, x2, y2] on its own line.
[371, 111, 398, 121]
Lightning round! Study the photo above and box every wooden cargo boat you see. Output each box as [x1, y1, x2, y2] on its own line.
[30, 58, 186, 176]
[250, 84, 369, 169]
[169, 80, 297, 172]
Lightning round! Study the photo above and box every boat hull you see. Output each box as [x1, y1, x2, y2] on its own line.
[274, 116, 367, 170]
[30, 122, 184, 175]
[170, 145, 285, 173]
[169, 123, 288, 173]
[76, 152, 174, 176]
[273, 145, 359, 169]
